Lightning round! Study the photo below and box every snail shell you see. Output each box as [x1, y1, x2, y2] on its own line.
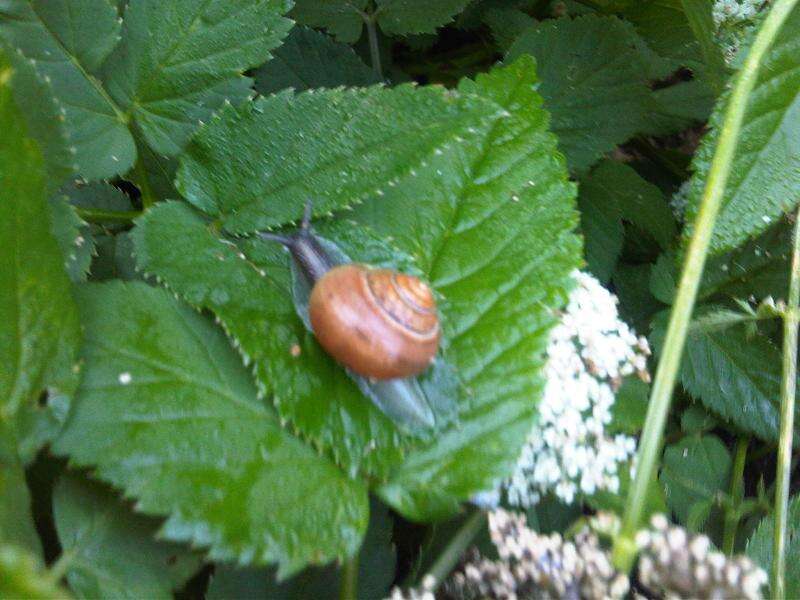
[309, 264, 440, 380]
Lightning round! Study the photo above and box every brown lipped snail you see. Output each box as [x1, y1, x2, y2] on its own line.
[259, 202, 452, 431]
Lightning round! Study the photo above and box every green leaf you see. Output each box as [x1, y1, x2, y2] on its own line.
[699, 220, 792, 302]
[651, 310, 783, 442]
[176, 83, 504, 233]
[577, 170, 623, 283]
[254, 26, 380, 96]
[62, 181, 133, 212]
[506, 15, 654, 172]
[679, 0, 729, 90]
[290, 0, 473, 42]
[482, 7, 536, 52]
[645, 80, 716, 136]
[622, 0, 705, 76]
[593, 161, 676, 250]
[661, 434, 731, 527]
[0, 0, 134, 179]
[49, 197, 94, 283]
[612, 263, 666, 332]
[685, 5, 800, 255]
[0, 49, 80, 422]
[375, 0, 473, 36]
[680, 403, 719, 434]
[4, 50, 75, 190]
[609, 377, 650, 435]
[290, 1, 366, 44]
[352, 56, 581, 519]
[102, 0, 292, 156]
[208, 499, 396, 600]
[134, 202, 414, 478]
[0, 545, 69, 600]
[650, 251, 678, 304]
[0, 425, 41, 556]
[53, 473, 201, 599]
[54, 281, 369, 576]
[747, 494, 800, 598]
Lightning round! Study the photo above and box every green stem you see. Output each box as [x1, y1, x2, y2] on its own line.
[426, 510, 486, 590]
[611, 0, 800, 572]
[130, 159, 156, 208]
[340, 555, 359, 600]
[772, 203, 800, 599]
[363, 11, 382, 79]
[75, 206, 142, 223]
[47, 546, 79, 584]
[723, 436, 748, 555]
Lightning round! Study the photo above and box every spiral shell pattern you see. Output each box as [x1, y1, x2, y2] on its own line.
[308, 265, 440, 380]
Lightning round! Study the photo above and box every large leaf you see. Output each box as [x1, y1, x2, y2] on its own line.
[53, 473, 200, 599]
[685, 4, 800, 254]
[351, 55, 581, 519]
[134, 204, 424, 478]
[0, 0, 293, 180]
[254, 26, 380, 95]
[375, 0, 473, 36]
[290, 0, 367, 44]
[0, 0, 132, 179]
[102, 0, 292, 156]
[208, 499, 396, 600]
[577, 176, 623, 283]
[176, 83, 504, 232]
[290, 0, 472, 42]
[506, 15, 653, 172]
[651, 310, 784, 442]
[623, 0, 706, 76]
[0, 50, 80, 423]
[0, 425, 41, 556]
[747, 494, 800, 598]
[600, 161, 676, 249]
[54, 282, 369, 576]
[660, 434, 731, 527]
[698, 220, 792, 301]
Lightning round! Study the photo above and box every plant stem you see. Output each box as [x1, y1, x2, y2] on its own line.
[75, 206, 142, 223]
[130, 159, 156, 208]
[723, 436, 748, 555]
[611, 0, 800, 572]
[364, 11, 382, 79]
[340, 554, 359, 600]
[772, 204, 800, 599]
[426, 510, 486, 590]
[47, 546, 78, 584]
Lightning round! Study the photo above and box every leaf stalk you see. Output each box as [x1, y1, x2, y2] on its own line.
[425, 510, 486, 591]
[362, 10, 383, 79]
[75, 207, 142, 223]
[611, 0, 800, 572]
[772, 202, 800, 598]
[722, 436, 748, 555]
[340, 554, 359, 600]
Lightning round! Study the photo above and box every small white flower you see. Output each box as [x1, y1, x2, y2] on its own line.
[499, 271, 648, 507]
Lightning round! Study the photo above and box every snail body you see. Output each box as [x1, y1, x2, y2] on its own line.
[260, 204, 446, 430]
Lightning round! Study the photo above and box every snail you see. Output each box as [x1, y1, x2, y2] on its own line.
[260, 203, 450, 431]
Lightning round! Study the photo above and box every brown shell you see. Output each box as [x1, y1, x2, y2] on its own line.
[308, 264, 440, 379]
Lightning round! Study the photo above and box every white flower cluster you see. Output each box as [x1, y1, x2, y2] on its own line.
[670, 180, 691, 221]
[503, 271, 650, 507]
[712, 0, 768, 63]
[713, 0, 762, 24]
